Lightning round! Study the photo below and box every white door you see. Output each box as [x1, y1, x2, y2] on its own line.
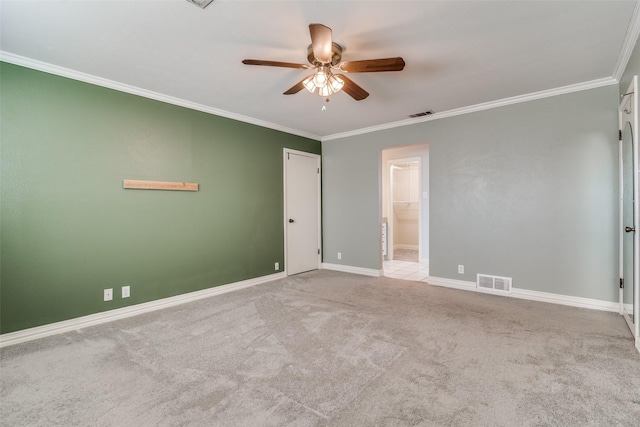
[619, 76, 640, 352]
[284, 149, 321, 275]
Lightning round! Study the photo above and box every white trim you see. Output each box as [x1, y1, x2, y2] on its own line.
[510, 288, 619, 313]
[322, 263, 381, 277]
[619, 109, 625, 316]
[1, 51, 621, 144]
[428, 276, 476, 291]
[323, 77, 618, 141]
[420, 258, 429, 267]
[0, 272, 286, 348]
[0, 51, 321, 142]
[393, 244, 419, 251]
[427, 276, 619, 312]
[619, 77, 640, 341]
[613, 1, 640, 81]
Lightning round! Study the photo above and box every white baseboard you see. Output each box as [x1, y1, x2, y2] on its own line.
[322, 263, 382, 277]
[394, 244, 419, 250]
[427, 276, 619, 313]
[510, 287, 619, 312]
[1, 271, 623, 348]
[428, 276, 476, 291]
[420, 258, 429, 266]
[0, 272, 287, 348]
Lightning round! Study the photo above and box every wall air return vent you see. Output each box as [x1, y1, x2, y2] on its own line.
[409, 110, 434, 118]
[477, 274, 512, 293]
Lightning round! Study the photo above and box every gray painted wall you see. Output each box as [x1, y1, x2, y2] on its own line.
[322, 85, 619, 302]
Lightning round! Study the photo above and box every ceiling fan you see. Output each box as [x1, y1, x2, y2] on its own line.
[242, 23, 405, 101]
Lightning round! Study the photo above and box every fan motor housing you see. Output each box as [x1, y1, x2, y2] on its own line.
[307, 42, 343, 66]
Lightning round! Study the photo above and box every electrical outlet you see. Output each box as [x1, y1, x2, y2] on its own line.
[274, 262, 279, 270]
[337, 252, 342, 260]
[104, 288, 113, 301]
[122, 285, 130, 298]
[458, 265, 464, 274]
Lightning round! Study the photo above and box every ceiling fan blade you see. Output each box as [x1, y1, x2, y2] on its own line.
[336, 74, 369, 101]
[309, 23, 333, 63]
[242, 59, 310, 69]
[339, 57, 406, 73]
[283, 77, 308, 95]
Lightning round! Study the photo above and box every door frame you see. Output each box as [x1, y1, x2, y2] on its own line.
[387, 157, 422, 262]
[283, 148, 321, 276]
[619, 75, 640, 350]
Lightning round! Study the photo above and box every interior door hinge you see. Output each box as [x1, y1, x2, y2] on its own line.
[620, 277, 624, 289]
[318, 248, 320, 254]
[619, 129, 623, 141]
[317, 168, 320, 173]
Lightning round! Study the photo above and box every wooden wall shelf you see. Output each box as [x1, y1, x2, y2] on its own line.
[123, 180, 199, 192]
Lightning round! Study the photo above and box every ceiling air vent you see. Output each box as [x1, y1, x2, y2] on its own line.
[409, 110, 434, 118]
[477, 274, 512, 293]
[186, 0, 214, 9]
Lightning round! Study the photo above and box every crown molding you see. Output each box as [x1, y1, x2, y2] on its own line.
[324, 1, 638, 142]
[322, 76, 618, 141]
[613, 0, 640, 81]
[0, 47, 624, 144]
[0, 51, 322, 142]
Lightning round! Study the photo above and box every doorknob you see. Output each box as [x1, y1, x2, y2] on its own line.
[289, 219, 295, 223]
[625, 226, 635, 233]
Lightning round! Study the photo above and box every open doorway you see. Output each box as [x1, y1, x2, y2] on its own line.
[381, 144, 429, 281]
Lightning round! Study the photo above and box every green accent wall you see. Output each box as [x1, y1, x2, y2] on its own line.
[0, 62, 320, 334]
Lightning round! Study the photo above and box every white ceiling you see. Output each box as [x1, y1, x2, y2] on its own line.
[1, 0, 638, 140]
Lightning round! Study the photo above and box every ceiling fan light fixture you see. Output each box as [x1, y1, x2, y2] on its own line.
[312, 67, 328, 88]
[243, 23, 399, 101]
[318, 85, 333, 97]
[328, 74, 344, 92]
[303, 75, 317, 93]
[306, 67, 344, 97]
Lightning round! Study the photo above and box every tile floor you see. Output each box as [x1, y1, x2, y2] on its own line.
[383, 260, 429, 282]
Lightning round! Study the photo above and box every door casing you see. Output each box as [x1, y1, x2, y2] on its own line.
[619, 75, 640, 352]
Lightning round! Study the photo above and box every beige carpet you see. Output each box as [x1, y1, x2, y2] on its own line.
[1, 270, 639, 426]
